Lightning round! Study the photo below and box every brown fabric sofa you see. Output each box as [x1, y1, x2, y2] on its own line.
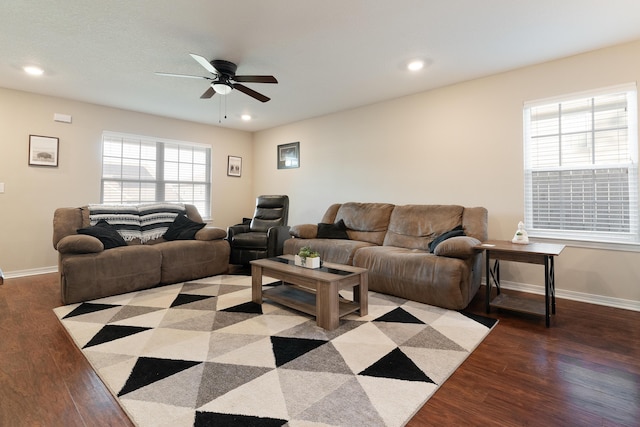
[283, 202, 488, 310]
[52, 204, 230, 304]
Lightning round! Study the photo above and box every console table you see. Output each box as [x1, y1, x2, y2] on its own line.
[475, 240, 565, 327]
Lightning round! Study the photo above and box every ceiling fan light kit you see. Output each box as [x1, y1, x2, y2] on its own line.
[212, 82, 232, 95]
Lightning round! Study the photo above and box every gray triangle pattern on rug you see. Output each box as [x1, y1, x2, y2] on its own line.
[54, 275, 497, 427]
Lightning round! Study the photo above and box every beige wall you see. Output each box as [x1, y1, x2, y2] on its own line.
[0, 88, 254, 274]
[253, 40, 640, 308]
[3, 40, 639, 309]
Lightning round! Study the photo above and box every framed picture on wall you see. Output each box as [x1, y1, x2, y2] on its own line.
[28, 135, 59, 167]
[277, 141, 299, 169]
[227, 155, 242, 177]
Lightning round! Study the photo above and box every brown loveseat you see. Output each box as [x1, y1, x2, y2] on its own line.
[283, 202, 488, 310]
[52, 203, 230, 304]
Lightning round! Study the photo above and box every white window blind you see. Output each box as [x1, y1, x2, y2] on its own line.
[523, 83, 639, 245]
[101, 132, 211, 217]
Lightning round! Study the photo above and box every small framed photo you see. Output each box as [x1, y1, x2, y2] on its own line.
[278, 141, 299, 169]
[29, 135, 59, 167]
[227, 155, 242, 177]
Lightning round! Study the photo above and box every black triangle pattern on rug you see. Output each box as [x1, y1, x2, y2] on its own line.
[222, 301, 263, 314]
[271, 336, 328, 367]
[460, 310, 499, 329]
[359, 347, 435, 383]
[195, 411, 287, 427]
[83, 325, 151, 348]
[374, 307, 425, 324]
[54, 275, 497, 427]
[118, 357, 201, 396]
[170, 293, 215, 307]
[63, 302, 119, 319]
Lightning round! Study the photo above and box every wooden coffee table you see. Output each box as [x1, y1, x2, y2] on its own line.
[250, 255, 368, 330]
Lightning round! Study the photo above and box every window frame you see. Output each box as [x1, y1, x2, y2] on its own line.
[100, 131, 212, 218]
[523, 83, 639, 250]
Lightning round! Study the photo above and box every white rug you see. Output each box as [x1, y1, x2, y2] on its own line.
[54, 275, 497, 427]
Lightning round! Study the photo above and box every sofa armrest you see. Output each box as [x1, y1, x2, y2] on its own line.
[267, 225, 291, 256]
[433, 236, 481, 259]
[227, 224, 251, 241]
[57, 235, 104, 254]
[195, 226, 227, 241]
[289, 224, 318, 239]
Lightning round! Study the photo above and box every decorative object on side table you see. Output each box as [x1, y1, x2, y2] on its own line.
[295, 246, 320, 268]
[511, 221, 529, 244]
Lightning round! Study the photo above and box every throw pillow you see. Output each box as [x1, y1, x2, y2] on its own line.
[163, 214, 206, 241]
[317, 219, 349, 239]
[77, 219, 128, 249]
[429, 225, 465, 253]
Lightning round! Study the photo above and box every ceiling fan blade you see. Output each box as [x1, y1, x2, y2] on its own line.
[232, 83, 270, 102]
[234, 75, 278, 84]
[200, 86, 216, 99]
[155, 72, 211, 80]
[189, 53, 217, 74]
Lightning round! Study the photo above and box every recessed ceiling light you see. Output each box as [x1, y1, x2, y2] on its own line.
[407, 60, 424, 72]
[241, 114, 251, 121]
[23, 65, 44, 76]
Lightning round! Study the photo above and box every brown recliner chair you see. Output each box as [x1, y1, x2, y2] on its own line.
[227, 195, 290, 265]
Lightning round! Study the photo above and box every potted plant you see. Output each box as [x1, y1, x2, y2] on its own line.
[295, 246, 321, 268]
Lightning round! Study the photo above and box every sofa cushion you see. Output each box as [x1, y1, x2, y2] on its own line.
[384, 204, 464, 250]
[77, 220, 128, 249]
[353, 245, 472, 310]
[157, 240, 230, 284]
[334, 202, 395, 245]
[317, 219, 349, 239]
[60, 245, 162, 304]
[163, 214, 205, 241]
[283, 238, 376, 265]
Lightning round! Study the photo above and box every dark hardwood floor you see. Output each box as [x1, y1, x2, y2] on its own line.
[1, 273, 638, 426]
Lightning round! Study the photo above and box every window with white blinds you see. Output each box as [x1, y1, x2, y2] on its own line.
[101, 132, 211, 217]
[523, 83, 639, 245]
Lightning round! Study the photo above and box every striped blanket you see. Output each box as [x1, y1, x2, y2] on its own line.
[88, 203, 186, 242]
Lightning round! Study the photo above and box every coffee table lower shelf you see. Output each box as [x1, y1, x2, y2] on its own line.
[263, 285, 361, 319]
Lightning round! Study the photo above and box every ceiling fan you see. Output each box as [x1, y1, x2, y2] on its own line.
[156, 53, 278, 102]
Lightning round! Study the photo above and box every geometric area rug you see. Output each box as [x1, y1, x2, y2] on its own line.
[54, 274, 497, 427]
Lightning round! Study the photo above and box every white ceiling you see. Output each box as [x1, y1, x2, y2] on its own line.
[2, 0, 640, 132]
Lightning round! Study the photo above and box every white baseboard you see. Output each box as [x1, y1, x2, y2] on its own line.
[487, 279, 640, 313]
[3, 266, 58, 279]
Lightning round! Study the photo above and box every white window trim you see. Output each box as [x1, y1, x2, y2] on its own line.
[523, 83, 640, 250]
[101, 131, 212, 218]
